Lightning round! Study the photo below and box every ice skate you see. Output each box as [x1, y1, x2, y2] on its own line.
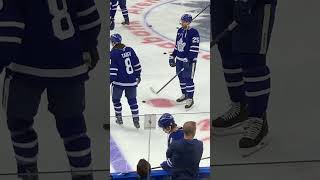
[72, 174, 94, 180]
[185, 98, 194, 110]
[133, 117, 140, 129]
[239, 114, 270, 158]
[121, 18, 130, 25]
[176, 94, 187, 103]
[212, 102, 247, 136]
[115, 116, 123, 125]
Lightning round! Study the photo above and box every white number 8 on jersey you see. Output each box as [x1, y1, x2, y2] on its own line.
[47, 0, 75, 40]
[125, 58, 134, 74]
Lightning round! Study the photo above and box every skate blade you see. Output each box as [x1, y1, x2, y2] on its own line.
[240, 135, 271, 158]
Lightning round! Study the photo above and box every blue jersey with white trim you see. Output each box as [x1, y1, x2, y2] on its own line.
[171, 27, 200, 63]
[110, 45, 141, 87]
[168, 127, 184, 147]
[0, 0, 101, 80]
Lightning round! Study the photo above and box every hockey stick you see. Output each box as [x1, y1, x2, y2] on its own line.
[210, 21, 238, 47]
[192, 4, 210, 22]
[150, 68, 184, 94]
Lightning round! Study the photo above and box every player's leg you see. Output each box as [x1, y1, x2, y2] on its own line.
[3, 74, 44, 180]
[176, 60, 187, 102]
[47, 82, 93, 180]
[124, 87, 140, 129]
[233, 2, 277, 151]
[212, 0, 247, 131]
[111, 84, 124, 125]
[110, 0, 118, 30]
[184, 62, 197, 109]
[119, 0, 129, 25]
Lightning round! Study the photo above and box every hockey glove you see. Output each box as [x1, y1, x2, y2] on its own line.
[169, 55, 176, 67]
[83, 48, 100, 71]
[234, 0, 256, 25]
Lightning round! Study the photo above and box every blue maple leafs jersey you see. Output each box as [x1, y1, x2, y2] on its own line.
[168, 127, 184, 147]
[110, 46, 142, 87]
[171, 27, 200, 63]
[0, 0, 101, 80]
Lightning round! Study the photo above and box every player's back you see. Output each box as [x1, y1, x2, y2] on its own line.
[170, 139, 203, 180]
[8, 0, 101, 79]
[110, 46, 140, 87]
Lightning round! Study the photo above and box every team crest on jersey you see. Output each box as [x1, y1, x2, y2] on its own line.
[177, 38, 186, 52]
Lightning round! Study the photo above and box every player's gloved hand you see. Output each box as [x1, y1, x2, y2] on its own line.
[169, 55, 176, 67]
[234, 0, 256, 25]
[83, 47, 100, 71]
[136, 77, 141, 84]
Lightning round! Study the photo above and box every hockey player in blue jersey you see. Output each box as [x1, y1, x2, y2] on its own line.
[0, 0, 101, 180]
[169, 14, 200, 109]
[110, 33, 141, 129]
[212, 0, 277, 154]
[160, 121, 203, 180]
[158, 113, 184, 147]
[110, 0, 130, 30]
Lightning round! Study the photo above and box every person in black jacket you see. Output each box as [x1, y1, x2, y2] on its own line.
[160, 121, 203, 180]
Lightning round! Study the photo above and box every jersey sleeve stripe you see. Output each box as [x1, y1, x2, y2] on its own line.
[79, 19, 101, 31]
[110, 68, 118, 71]
[0, 36, 22, 44]
[77, 6, 97, 17]
[134, 67, 142, 71]
[7, 63, 89, 78]
[0, 22, 25, 29]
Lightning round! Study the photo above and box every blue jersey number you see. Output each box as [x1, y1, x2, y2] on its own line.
[47, 0, 75, 40]
[124, 58, 134, 74]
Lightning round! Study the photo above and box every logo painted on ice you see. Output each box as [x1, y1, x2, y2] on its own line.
[177, 38, 186, 52]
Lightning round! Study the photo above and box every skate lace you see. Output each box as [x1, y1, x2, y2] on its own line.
[221, 103, 240, 120]
[243, 118, 263, 139]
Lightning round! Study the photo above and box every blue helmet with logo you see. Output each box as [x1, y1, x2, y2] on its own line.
[158, 113, 175, 128]
[110, 33, 122, 44]
[181, 14, 192, 23]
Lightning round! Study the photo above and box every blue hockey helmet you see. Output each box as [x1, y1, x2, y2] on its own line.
[181, 14, 192, 23]
[110, 33, 122, 44]
[158, 113, 175, 128]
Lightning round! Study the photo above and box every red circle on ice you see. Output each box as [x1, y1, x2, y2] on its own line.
[146, 98, 176, 108]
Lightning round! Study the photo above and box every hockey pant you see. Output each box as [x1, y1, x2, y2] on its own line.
[176, 60, 196, 99]
[214, 0, 276, 118]
[2, 74, 92, 177]
[111, 85, 138, 118]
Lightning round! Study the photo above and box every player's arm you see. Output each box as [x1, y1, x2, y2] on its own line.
[131, 49, 142, 84]
[0, 0, 25, 73]
[187, 30, 200, 63]
[160, 142, 175, 170]
[169, 30, 180, 67]
[109, 54, 118, 84]
[76, 0, 101, 70]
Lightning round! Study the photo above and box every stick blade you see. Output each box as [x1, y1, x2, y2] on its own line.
[150, 87, 157, 94]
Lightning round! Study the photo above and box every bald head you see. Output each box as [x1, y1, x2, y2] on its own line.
[183, 121, 197, 139]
